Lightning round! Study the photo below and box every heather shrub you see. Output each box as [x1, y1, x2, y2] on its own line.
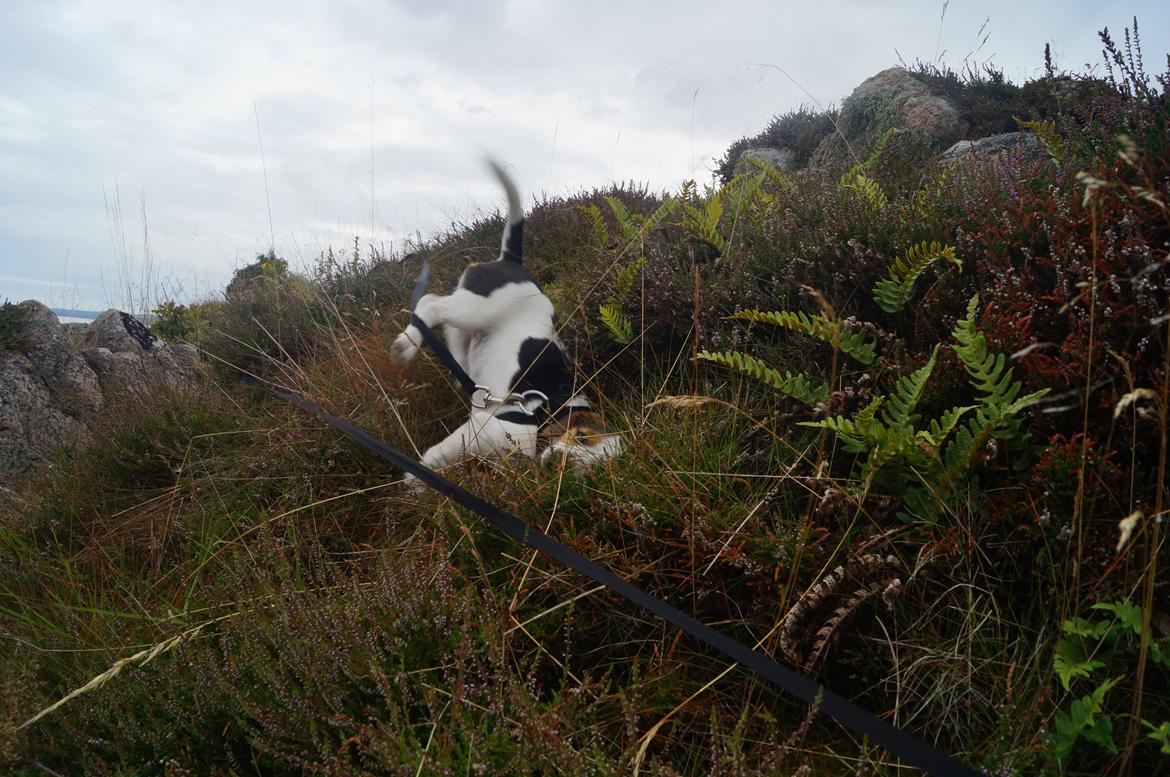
[206, 251, 323, 374]
[717, 106, 838, 182]
[148, 298, 218, 346]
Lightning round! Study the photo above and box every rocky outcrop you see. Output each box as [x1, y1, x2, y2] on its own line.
[811, 67, 967, 171]
[0, 302, 199, 481]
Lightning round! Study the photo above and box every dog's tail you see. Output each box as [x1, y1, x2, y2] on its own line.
[487, 159, 524, 264]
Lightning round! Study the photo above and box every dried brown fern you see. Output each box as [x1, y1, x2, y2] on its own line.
[779, 553, 904, 671]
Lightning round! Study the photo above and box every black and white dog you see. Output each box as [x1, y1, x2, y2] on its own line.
[391, 161, 622, 487]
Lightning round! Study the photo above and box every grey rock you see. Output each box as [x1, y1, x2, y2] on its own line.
[172, 343, 199, 369]
[62, 322, 91, 345]
[0, 352, 92, 479]
[942, 131, 1046, 162]
[16, 301, 104, 419]
[87, 309, 155, 353]
[735, 146, 796, 174]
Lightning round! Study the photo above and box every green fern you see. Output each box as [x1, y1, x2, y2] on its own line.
[741, 156, 796, 192]
[801, 298, 1046, 520]
[724, 171, 765, 222]
[1015, 116, 1068, 163]
[804, 348, 963, 488]
[599, 304, 634, 345]
[809, 396, 886, 453]
[838, 128, 898, 213]
[880, 345, 938, 429]
[937, 296, 1049, 501]
[873, 241, 962, 314]
[951, 295, 1049, 428]
[575, 203, 610, 249]
[599, 258, 645, 345]
[864, 126, 900, 169]
[590, 194, 678, 247]
[680, 186, 728, 254]
[840, 170, 888, 212]
[603, 196, 638, 242]
[643, 195, 678, 235]
[913, 164, 955, 220]
[739, 157, 796, 215]
[696, 350, 829, 406]
[730, 309, 876, 365]
[679, 172, 770, 256]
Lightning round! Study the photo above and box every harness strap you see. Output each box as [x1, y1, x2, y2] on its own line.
[253, 379, 982, 777]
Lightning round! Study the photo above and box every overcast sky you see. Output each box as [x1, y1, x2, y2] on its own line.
[1, 1, 1167, 313]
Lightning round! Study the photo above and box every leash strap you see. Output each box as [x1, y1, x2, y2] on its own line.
[258, 381, 981, 777]
[410, 312, 479, 396]
[408, 257, 481, 396]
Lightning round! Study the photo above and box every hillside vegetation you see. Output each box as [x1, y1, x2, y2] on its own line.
[2, 25, 1169, 776]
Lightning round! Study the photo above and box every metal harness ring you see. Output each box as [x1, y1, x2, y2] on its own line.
[470, 386, 549, 416]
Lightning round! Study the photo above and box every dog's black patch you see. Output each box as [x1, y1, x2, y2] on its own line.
[461, 260, 536, 297]
[503, 219, 524, 263]
[509, 337, 574, 401]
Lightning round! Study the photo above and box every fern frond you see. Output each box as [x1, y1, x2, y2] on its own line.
[725, 172, 765, 218]
[951, 295, 1047, 413]
[800, 397, 886, 454]
[841, 169, 888, 212]
[1015, 117, 1068, 163]
[575, 204, 610, 248]
[610, 258, 645, 302]
[873, 241, 962, 314]
[742, 156, 796, 191]
[913, 164, 954, 219]
[598, 257, 645, 345]
[603, 196, 637, 240]
[940, 295, 1050, 489]
[731, 309, 876, 365]
[880, 345, 938, 429]
[681, 188, 728, 253]
[697, 350, 829, 405]
[599, 304, 634, 345]
[804, 395, 884, 449]
[917, 404, 975, 448]
[642, 196, 678, 232]
[866, 127, 901, 169]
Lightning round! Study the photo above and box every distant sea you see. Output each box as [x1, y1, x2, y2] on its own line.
[52, 308, 103, 324]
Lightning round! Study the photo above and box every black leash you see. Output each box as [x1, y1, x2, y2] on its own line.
[255, 379, 982, 776]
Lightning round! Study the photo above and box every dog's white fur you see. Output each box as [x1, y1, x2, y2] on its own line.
[391, 161, 621, 486]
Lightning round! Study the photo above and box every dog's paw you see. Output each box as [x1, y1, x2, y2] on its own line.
[402, 472, 426, 494]
[390, 331, 419, 364]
